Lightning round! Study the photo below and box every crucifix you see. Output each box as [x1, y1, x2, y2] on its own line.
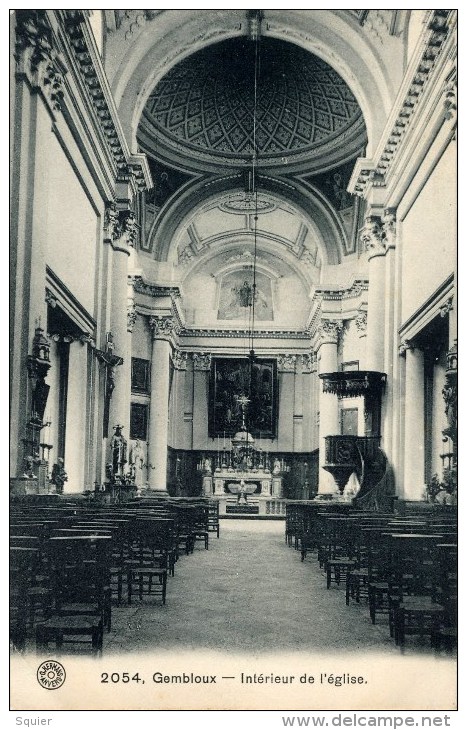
[235, 393, 250, 431]
[95, 332, 123, 437]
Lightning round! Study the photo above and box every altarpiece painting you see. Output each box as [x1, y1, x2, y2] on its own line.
[209, 357, 277, 438]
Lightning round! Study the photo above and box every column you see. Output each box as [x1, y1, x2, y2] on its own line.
[107, 206, 136, 437]
[317, 320, 342, 493]
[401, 342, 425, 500]
[440, 296, 457, 483]
[147, 315, 175, 491]
[360, 216, 386, 372]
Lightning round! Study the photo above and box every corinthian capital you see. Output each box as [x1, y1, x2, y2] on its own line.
[278, 354, 297, 373]
[127, 303, 137, 333]
[301, 353, 315, 373]
[439, 297, 453, 318]
[15, 10, 65, 112]
[398, 339, 415, 356]
[382, 208, 397, 249]
[360, 215, 385, 259]
[114, 210, 138, 249]
[355, 311, 368, 334]
[192, 352, 212, 371]
[149, 315, 175, 340]
[104, 202, 118, 241]
[172, 350, 188, 371]
[316, 319, 343, 347]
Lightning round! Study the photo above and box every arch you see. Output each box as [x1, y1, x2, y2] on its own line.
[146, 175, 347, 267]
[177, 236, 319, 297]
[107, 10, 404, 159]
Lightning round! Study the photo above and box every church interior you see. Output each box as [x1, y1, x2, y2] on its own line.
[10, 10, 457, 665]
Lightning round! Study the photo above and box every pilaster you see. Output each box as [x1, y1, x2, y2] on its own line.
[147, 315, 173, 491]
[192, 353, 211, 450]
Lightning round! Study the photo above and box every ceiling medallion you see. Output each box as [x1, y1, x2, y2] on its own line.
[220, 194, 275, 214]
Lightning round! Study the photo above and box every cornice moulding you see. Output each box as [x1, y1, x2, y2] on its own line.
[399, 274, 454, 343]
[348, 10, 455, 198]
[57, 10, 152, 193]
[130, 275, 182, 300]
[178, 327, 309, 341]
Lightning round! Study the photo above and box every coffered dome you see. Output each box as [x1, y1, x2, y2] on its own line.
[138, 38, 366, 174]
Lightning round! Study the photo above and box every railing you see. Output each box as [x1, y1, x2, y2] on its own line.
[354, 451, 394, 511]
[265, 500, 286, 515]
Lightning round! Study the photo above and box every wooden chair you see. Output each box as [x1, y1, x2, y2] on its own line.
[35, 535, 111, 655]
[36, 615, 103, 656]
[388, 534, 444, 647]
[126, 521, 168, 606]
[207, 500, 220, 538]
[191, 504, 210, 550]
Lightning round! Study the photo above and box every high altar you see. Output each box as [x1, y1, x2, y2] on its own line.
[202, 466, 285, 516]
[200, 418, 286, 516]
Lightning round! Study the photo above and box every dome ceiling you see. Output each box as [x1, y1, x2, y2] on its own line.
[138, 38, 366, 174]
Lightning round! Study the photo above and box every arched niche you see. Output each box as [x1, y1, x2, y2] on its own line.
[179, 243, 313, 330]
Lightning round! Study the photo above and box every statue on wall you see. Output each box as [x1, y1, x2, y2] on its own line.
[51, 457, 68, 494]
[110, 424, 127, 481]
[129, 439, 144, 487]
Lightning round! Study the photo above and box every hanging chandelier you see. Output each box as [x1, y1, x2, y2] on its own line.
[245, 10, 262, 368]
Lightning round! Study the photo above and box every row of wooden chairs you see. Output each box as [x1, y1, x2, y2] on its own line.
[10, 497, 220, 656]
[286, 503, 457, 652]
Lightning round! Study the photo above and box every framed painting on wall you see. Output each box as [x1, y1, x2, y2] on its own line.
[209, 357, 278, 438]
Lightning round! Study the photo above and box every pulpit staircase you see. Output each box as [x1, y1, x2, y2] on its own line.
[353, 443, 394, 512]
[323, 435, 394, 512]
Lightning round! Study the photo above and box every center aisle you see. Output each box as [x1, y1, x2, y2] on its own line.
[107, 519, 397, 655]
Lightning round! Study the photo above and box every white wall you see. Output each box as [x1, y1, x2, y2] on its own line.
[46, 134, 98, 316]
[401, 143, 456, 324]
